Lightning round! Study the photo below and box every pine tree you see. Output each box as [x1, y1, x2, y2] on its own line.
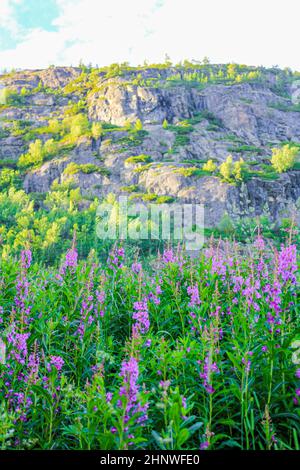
[134, 119, 143, 132]
[162, 119, 168, 129]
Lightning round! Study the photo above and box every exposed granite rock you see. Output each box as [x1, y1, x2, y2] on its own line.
[1, 67, 81, 92]
[0, 135, 25, 160]
[88, 78, 203, 125]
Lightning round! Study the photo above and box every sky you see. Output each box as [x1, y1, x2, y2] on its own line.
[0, 0, 300, 71]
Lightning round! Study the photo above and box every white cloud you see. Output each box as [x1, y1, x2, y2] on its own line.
[1, 0, 300, 70]
[0, 0, 22, 34]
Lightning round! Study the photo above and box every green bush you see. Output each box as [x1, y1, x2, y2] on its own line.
[63, 162, 109, 176]
[120, 185, 140, 193]
[0, 168, 21, 190]
[155, 195, 175, 203]
[271, 145, 299, 173]
[203, 159, 217, 172]
[125, 154, 152, 165]
[62, 113, 90, 139]
[18, 139, 44, 168]
[219, 155, 247, 182]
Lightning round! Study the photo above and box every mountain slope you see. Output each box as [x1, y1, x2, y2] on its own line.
[1, 63, 300, 226]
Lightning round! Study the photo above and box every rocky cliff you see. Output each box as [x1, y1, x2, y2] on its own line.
[1, 63, 300, 227]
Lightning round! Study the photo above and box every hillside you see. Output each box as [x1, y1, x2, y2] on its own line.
[0, 63, 300, 233]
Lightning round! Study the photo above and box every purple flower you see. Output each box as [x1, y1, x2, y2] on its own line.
[96, 290, 105, 303]
[49, 356, 64, 372]
[277, 244, 297, 285]
[200, 441, 209, 450]
[132, 299, 150, 337]
[108, 246, 125, 271]
[21, 249, 32, 270]
[162, 248, 176, 264]
[159, 380, 171, 389]
[200, 353, 219, 393]
[60, 248, 78, 275]
[7, 329, 30, 365]
[187, 284, 200, 307]
[254, 236, 265, 251]
[131, 262, 142, 274]
[118, 356, 148, 429]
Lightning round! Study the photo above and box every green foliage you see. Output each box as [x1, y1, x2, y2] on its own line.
[63, 113, 90, 139]
[134, 119, 143, 132]
[0, 159, 18, 169]
[18, 137, 60, 168]
[91, 122, 103, 139]
[18, 139, 44, 168]
[155, 195, 175, 203]
[217, 213, 235, 235]
[232, 157, 246, 181]
[175, 166, 199, 177]
[47, 118, 61, 135]
[63, 162, 109, 176]
[120, 185, 140, 193]
[0, 168, 21, 190]
[202, 159, 217, 172]
[227, 145, 264, 154]
[125, 154, 152, 165]
[43, 138, 58, 157]
[0, 88, 27, 106]
[271, 145, 299, 173]
[219, 155, 233, 182]
[219, 156, 247, 183]
[168, 121, 194, 148]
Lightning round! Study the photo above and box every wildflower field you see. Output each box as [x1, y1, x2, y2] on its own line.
[0, 239, 299, 451]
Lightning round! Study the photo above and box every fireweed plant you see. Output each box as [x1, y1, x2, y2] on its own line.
[0, 238, 299, 450]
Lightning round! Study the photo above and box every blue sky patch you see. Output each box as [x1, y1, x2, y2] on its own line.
[0, 0, 59, 52]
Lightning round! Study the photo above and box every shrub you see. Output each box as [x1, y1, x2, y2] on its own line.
[62, 113, 90, 139]
[125, 154, 152, 165]
[203, 159, 217, 172]
[134, 119, 143, 132]
[217, 212, 235, 235]
[48, 119, 61, 134]
[219, 155, 233, 181]
[91, 122, 103, 139]
[63, 162, 109, 176]
[232, 158, 246, 181]
[120, 185, 139, 193]
[271, 145, 298, 173]
[155, 195, 175, 203]
[0, 159, 18, 169]
[18, 139, 44, 168]
[0, 169, 21, 190]
[44, 139, 58, 157]
[175, 166, 199, 177]
[0, 88, 26, 106]
[219, 156, 247, 182]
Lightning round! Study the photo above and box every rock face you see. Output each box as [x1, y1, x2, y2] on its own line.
[88, 79, 203, 125]
[1, 65, 300, 227]
[87, 76, 300, 145]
